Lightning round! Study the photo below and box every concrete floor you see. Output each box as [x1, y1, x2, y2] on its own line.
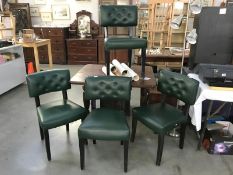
[0, 64, 233, 175]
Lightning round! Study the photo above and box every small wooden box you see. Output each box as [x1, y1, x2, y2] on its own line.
[23, 29, 35, 42]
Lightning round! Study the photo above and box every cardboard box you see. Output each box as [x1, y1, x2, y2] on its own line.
[204, 121, 233, 155]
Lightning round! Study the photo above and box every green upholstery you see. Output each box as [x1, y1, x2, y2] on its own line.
[84, 76, 131, 101]
[104, 37, 147, 50]
[133, 103, 186, 134]
[99, 5, 147, 77]
[131, 70, 199, 166]
[27, 69, 71, 97]
[78, 76, 132, 172]
[26, 69, 88, 161]
[37, 99, 88, 129]
[100, 5, 137, 27]
[79, 108, 129, 140]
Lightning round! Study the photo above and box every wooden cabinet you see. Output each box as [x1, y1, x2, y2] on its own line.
[66, 39, 98, 64]
[24, 27, 69, 64]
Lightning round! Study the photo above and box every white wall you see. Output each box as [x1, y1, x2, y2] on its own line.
[17, 0, 99, 27]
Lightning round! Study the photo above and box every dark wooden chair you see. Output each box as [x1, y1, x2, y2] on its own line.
[26, 69, 88, 160]
[78, 76, 132, 172]
[131, 70, 199, 165]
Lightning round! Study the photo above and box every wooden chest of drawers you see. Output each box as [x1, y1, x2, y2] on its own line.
[24, 27, 69, 64]
[66, 39, 98, 64]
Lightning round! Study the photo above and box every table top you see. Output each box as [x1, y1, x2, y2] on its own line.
[71, 64, 156, 89]
[17, 39, 50, 47]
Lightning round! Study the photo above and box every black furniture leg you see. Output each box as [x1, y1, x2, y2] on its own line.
[197, 100, 213, 150]
[93, 140, 96, 144]
[121, 141, 123, 145]
[141, 47, 146, 78]
[44, 129, 51, 161]
[104, 50, 110, 75]
[66, 124, 69, 132]
[39, 125, 44, 140]
[124, 141, 129, 172]
[156, 134, 164, 166]
[128, 49, 132, 67]
[130, 117, 137, 142]
[79, 139, 85, 170]
[179, 123, 187, 149]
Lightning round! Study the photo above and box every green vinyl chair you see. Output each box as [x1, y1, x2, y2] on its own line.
[78, 76, 132, 172]
[131, 70, 199, 165]
[26, 69, 88, 161]
[100, 5, 147, 77]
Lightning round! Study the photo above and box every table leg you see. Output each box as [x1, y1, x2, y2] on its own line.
[47, 42, 53, 69]
[33, 46, 40, 72]
[197, 100, 213, 150]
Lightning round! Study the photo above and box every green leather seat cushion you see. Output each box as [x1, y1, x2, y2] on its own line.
[37, 99, 88, 129]
[78, 108, 130, 140]
[132, 103, 187, 134]
[105, 37, 147, 50]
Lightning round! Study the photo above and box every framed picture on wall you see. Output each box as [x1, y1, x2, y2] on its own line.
[35, 0, 47, 4]
[52, 5, 70, 19]
[30, 7, 40, 17]
[52, 0, 66, 3]
[8, 0, 17, 3]
[40, 12, 52, 22]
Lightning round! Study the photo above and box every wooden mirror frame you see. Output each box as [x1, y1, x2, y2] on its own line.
[9, 3, 32, 34]
[69, 10, 99, 38]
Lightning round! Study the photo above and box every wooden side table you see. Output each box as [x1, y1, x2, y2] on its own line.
[18, 39, 53, 72]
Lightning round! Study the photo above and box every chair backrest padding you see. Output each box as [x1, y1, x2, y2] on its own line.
[158, 70, 199, 105]
[84, 76, 131, 101]
[26, 69, 71, 97]
[100, 5, 138, 27]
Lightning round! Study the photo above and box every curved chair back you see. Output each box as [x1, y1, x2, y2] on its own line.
[26, 69, 71, 97]
[158, 70, 199, 105]
[84, 76, 131, 101]
[100, 5, 138, 27]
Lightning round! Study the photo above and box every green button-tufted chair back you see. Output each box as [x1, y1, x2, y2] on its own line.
[158, 70, 199, 105]
[100, 5, 138, 27]
[26, 69, 88, 161]
[84, 76, 131, 101]
[26, 69, 71, 97]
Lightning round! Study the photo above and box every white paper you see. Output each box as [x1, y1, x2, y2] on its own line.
[121, 63, 139, 81]
[102, 66, 115, 76]
[112, 59, 128, 76]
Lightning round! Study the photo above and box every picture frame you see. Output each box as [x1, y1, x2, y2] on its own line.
[52, 5, 70, 20]
[34, 0, 46, 5]
[30, 7, 40, 17]
[52, 0, 66, 3]
[40, 12, 52, 22]
[8, 0, 17, 3]
[1, 16, 13, 39]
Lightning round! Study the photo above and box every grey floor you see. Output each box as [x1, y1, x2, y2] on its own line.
[0, 64, 233, 175]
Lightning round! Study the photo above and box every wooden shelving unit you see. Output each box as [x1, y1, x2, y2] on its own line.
[0, 12, 16, 42]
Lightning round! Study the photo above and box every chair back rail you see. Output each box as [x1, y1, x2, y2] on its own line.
[158, 70, 199, 105]
[26, 69, 71, 97]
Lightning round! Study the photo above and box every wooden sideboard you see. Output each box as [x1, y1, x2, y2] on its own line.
[23, 27, 69, 64]
[66, 38, 98, 64]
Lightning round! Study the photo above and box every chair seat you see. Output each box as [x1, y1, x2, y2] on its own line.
[132, 103, 187, 134]
[37, 99, 88, 129]
[105, 37, 147, 50]
[78, 108, 130, 141]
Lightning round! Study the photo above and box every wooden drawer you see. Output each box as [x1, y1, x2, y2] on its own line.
[51, 43, 65, 51]
[34, 28, 48, 38]
[68, 40, 97, 47]
[68, 54, 97, 64]
[50, 36, 64, 45]
[47, 28, 64, 36]
[76, 47, 97, 55]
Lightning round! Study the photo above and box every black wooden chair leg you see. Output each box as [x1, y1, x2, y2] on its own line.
[93, 140, 96, 144]
[79, 139, 85, 170]
[156, 134, 164, 166]
[124, 141, 129, 172]
[121, 141, 123, 145]
[179, 123, 187, 149]
[130, 117, 137, 142]
[39, 125, 44, 140]
[44, 129, 51, 161]
[128, 49, 132, 67]
[66, 124, 69, 132]
[104, 50, 110, 75]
